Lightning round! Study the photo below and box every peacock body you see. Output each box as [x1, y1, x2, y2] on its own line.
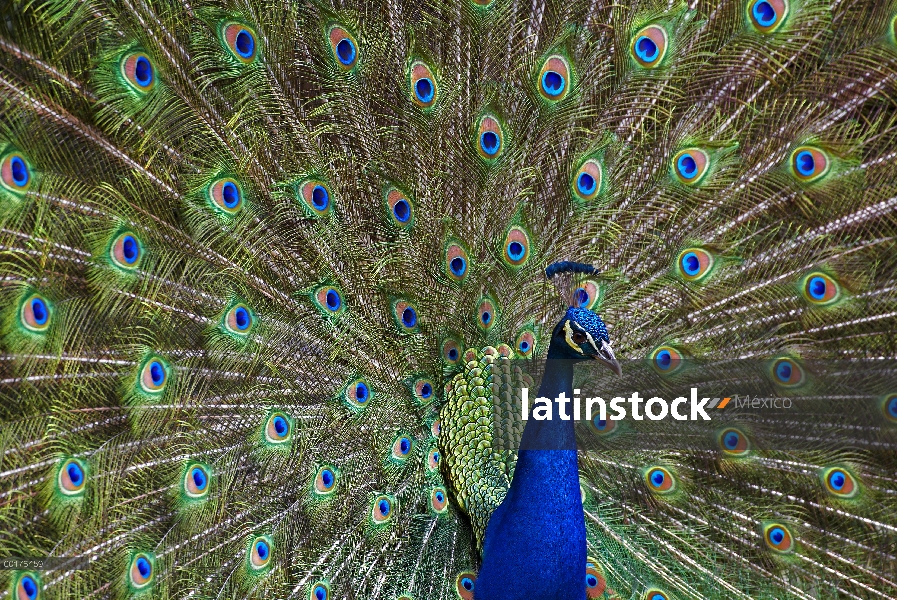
[1, 0, 896, 598]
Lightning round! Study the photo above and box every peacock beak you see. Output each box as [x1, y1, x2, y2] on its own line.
[593, 340, 622, 377]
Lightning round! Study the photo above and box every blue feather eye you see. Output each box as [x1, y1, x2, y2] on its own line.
[372, 494, 395, 524]
[129, 553, 154, 590]
[431, 486, 448, 513]
[631, 25, 668, 68]
[790, 146, 829, 183]
[764, 523, 794, 553]
[650, 346, 683, 374]
[314, 466, 337, 495]
[748, 0, 788, 33]
[677, 248, 714, 282]
[414, 379, 434, 403]
[645, 466, 675, 494]
[409, 61, 438, 108]
[184, 463, 210, 499]
[313, 285, 344, 316]
[208, 178, 243, 214]
[20, 294, 51, 333]
[476, 115, 504, 160]
[386, 188, 414, 227]
[442, 338, 462, 364]
[110, 232, 142, 269]
[672, 148, 709, 185]
[822, 467, 858, 498]
[592, 414, 617, 435]
[718, 428, 750, 455]
[445, 243, 470, 282]
[297, 180, 332, 216]
[428, 448, 440, 471]
[222, 23, 258, 63]
[476, 297, 497, 330]
[121, 52, 155, 92]
[16, 573, 40, 600]
[139, 357, 170, 394]
[310, 582, 330, 600]
[1, 153, 32, 192]
[344, 378, 371, 409]
[771, 357, 804, 387]
[392, 435, 412, 460]
[645, 591, 669, 600]
[884, 394, 897, 423]
[57, 458, 86, 496]
[502, 226, 531, 268]
[223, 303, 254, 335]
[455, 573, 476, 600]
[392, 300, 419, 331]
[329, 25, 358, 69]
[538, 55, 571, 101]
[248, 536, 272, 570]
[265, 412, 292, 443]
[573, 159, 602, 201]
[801, 272, 839, 305]
[585, 564, 606, 598]
[572, 280, 600, 310]
[516, 329, 535, 357]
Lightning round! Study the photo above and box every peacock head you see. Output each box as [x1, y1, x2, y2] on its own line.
[549, 306, 621, 375]
[544, 262, 621, 374]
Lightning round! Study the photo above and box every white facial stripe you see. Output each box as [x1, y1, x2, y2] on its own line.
[585, 331, 600, 354]
[562, 320, 584, 354]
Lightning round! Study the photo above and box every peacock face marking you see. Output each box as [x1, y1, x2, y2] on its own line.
[552, 307, 620, 374]
[16, 572, 40, 600]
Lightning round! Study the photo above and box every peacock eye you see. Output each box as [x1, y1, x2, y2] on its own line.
[572, 331, 586, 344]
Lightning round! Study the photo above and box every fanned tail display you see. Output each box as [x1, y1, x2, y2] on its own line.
[1, 0, 896, 598]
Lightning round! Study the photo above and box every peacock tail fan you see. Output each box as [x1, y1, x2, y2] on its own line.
[0, 0, 896, 598]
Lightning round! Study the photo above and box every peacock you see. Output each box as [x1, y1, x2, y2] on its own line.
[1, 0, 897, 598]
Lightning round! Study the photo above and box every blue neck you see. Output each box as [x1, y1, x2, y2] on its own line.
[473, 344, 586, 600]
